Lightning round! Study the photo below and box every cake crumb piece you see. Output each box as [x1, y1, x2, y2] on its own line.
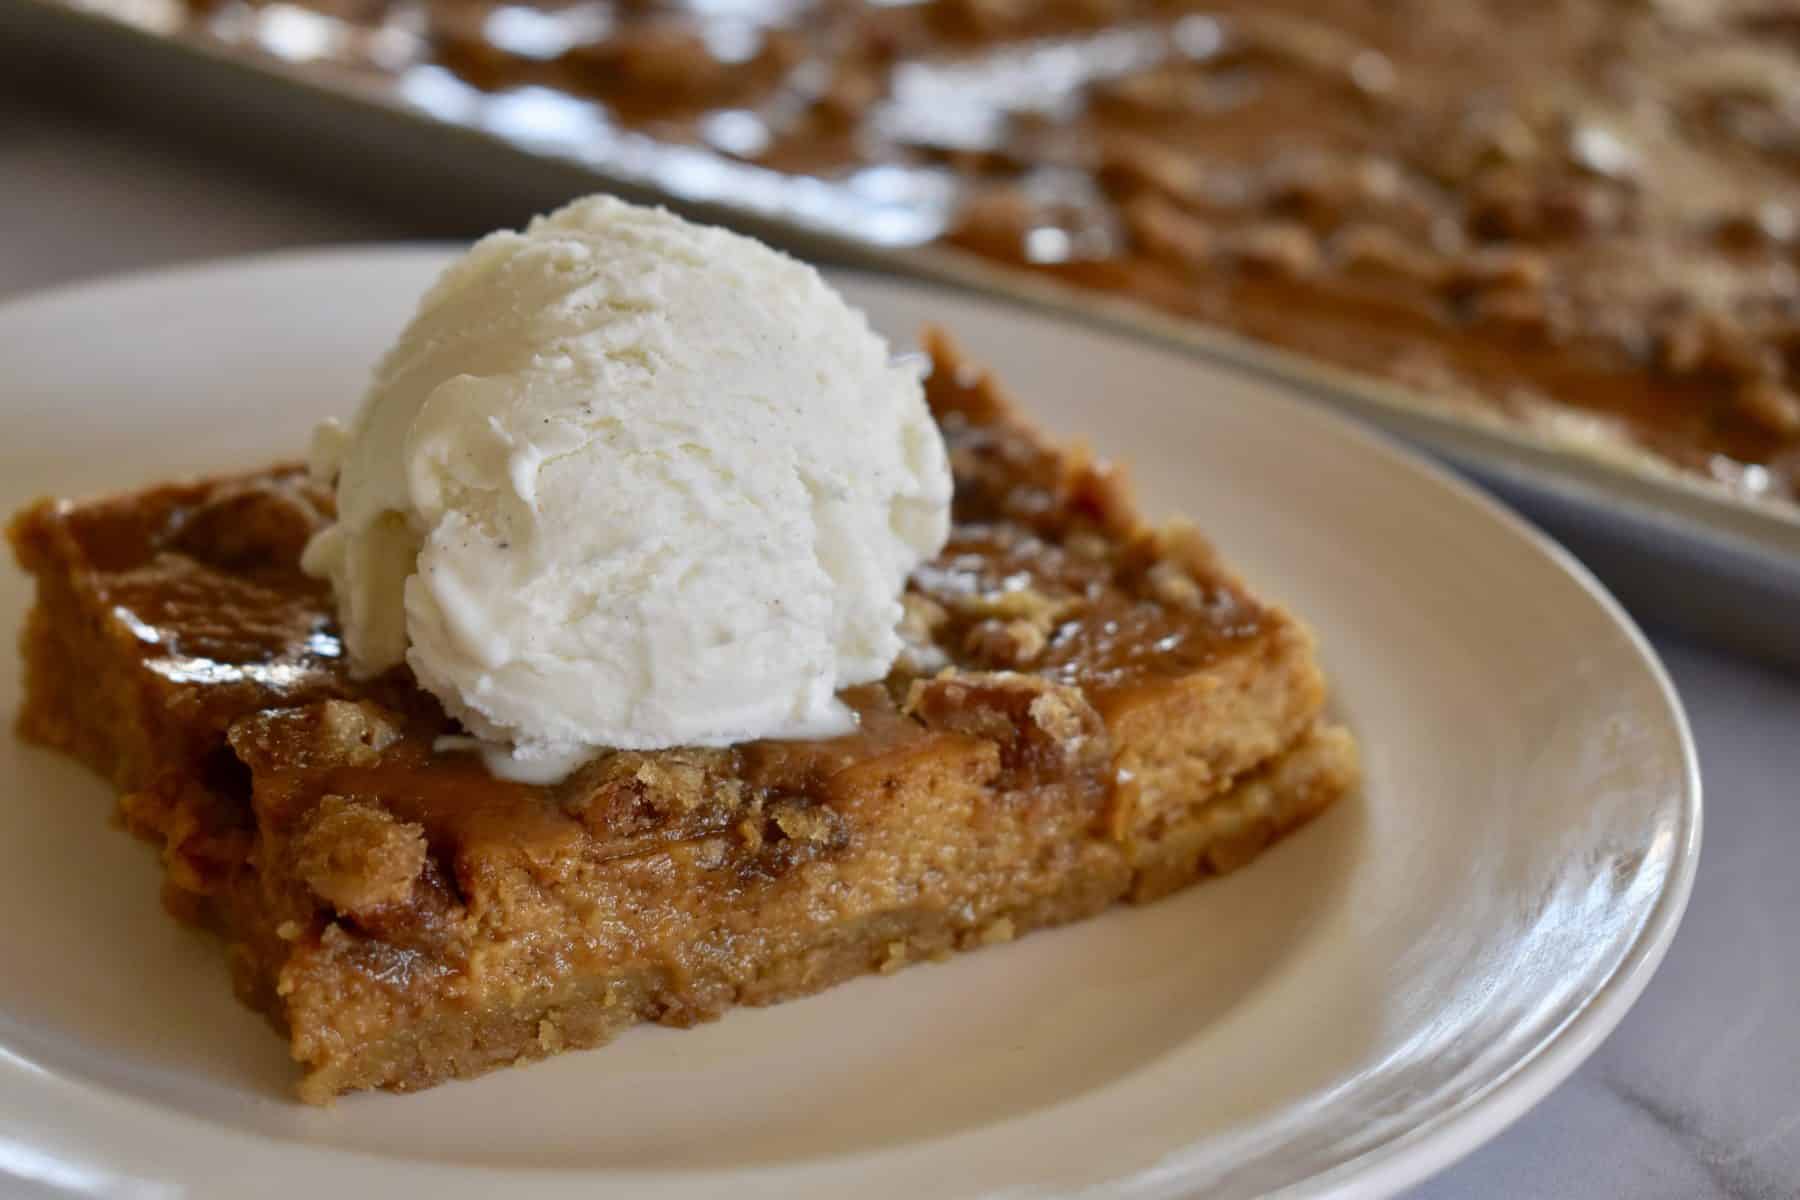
[772, 801, 837, 843]
[1027, 690, 1086, 743]
[634, 758, 708, 812]
[963, 616, 1048, 666]
[295, 795, 427, 917]
[317, 700, 401, 767]
[1146, 560, 1203, 608]
[909, 671, 1110, 779]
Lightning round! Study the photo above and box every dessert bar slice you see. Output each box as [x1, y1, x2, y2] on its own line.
[10, 331, 1356, 1101]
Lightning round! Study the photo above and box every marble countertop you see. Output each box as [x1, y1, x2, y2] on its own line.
[3, 82, 1796, 1200]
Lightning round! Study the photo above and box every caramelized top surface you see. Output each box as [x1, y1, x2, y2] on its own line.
[43, 466, 359, 723]
[166, 0, 1800, 500]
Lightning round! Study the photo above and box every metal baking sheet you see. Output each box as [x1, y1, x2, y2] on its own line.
[6, 0, 1799, 664]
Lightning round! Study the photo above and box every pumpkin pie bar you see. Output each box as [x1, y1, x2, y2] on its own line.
[9, 331, 1356, 1102]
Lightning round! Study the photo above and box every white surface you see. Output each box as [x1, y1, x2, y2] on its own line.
[0, 249, 1698, 1198]
[308, 198, 951, 766]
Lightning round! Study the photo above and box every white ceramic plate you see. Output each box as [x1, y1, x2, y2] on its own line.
[0, 250, 1699, 1200]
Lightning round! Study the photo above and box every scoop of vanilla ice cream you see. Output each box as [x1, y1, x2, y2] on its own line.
[302, 197, 952, 772]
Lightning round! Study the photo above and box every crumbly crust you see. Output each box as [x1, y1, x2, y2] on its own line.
[9, 331, 1356, 1101]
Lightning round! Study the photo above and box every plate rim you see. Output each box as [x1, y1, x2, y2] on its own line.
[0, 248, 1703, 1200]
